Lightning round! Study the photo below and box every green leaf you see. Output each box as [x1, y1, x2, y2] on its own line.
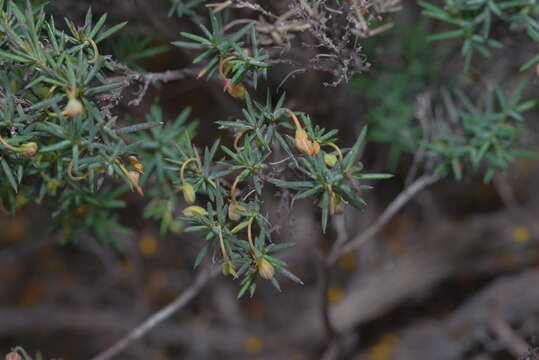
[0, 49, 32, 63]
[344, 126, 367, 170]
[40, 140, 71, 152]
[266, 242, 296, 254]
[321, 190, 329, 233]
[428, 29, 465, 41]
[95, 21, 128, 43]
[294, 185, 323, 200]
[194, 241, 210, 268]
[355, 173, 393, 180]
[1, 158, 18, 192]
[267, 178, 314, 190]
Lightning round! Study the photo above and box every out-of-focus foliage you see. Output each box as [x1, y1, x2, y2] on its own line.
[353, 21, 441, 169]
[354, 7, 537, 181]
[426, 83, 537, 182]
[420, 0, 539, 70]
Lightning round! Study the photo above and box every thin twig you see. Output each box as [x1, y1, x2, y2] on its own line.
[405, 92, 432, 187]
[127, 69, 199, 106]
[90, 267, 213, 360]
[328, 174, 442, 263]
[490, 314, 530, 357]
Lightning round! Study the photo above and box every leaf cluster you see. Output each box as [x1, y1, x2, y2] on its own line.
[426, 82, 536, 182]
[420, 0, 539, 69]
[0, 0, 152, 242]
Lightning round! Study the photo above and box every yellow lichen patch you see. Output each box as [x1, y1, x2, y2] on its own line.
[244, 336, 263, 354]
[337, 251, 357, 270]
[513, 226, 531, 243]
[327, 286, 345, 305]
[369, 333, 398, 360]
[139, 233, 158, 256]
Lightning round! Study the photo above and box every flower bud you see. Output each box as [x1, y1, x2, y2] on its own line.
[222, 261, 238, 278]
[256, 257, 275, 280]
[227, 82, 247, 98]
[63, 97, 84, 117]
[295, 128, 313, 155]
[228, 201, 246, 221]
[20, 142, 37, 157]
[324, 153, 338, 167]
[182, 182, 196, 204]
[5, 352, 22, 360]
[311, 141, 320, 155]
[182, 205, 208, 217]
[128, 170, 144, 196]
[128, 155, 144, 174]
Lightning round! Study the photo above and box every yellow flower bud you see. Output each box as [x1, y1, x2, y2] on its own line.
[128, 170, 144, 196]
[228, 201, 246, 221]
[182, 205, 208, 217]
[222, 261, 238, 278]
[324, 153, 338, 167]
[256, 257, 275, 280]
[227, 82, 247, 98]
[295, 128, 313, 155]
[295, 128, 319, 156]
[63, 97, 84, 117]
[182, 181, 196, 204]
[19, 142, 37, 157]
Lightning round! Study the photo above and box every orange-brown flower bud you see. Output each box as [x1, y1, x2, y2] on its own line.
[226, 82, 247, 99]
[128, 155, 144, 174]
[311, 141, 320, 155]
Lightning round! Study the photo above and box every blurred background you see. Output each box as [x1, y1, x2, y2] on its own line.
[2, 0, 539, 359]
